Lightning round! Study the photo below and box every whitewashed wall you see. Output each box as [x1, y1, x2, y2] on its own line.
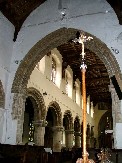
[0, 12, 14, 91]
[0, 12, 15, 143]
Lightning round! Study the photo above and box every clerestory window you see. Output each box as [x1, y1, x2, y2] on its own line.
[51, 57, 56, 83]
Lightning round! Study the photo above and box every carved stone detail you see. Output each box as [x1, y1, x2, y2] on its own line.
[52, 126, 64, 132]
[33, 119, 48, 127]
[65, 129, 74, 134]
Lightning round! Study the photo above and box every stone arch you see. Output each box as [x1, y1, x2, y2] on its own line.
[27, 87, 46, 120]
[0, 80, 5, 108]
[11, 27, 121, 144]
[11, 27, 121, 95]
[63, 110, 73, 130]
[47, 101, 62, 126]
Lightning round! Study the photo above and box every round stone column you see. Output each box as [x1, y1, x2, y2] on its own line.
[75, 132, 81, 147]
[33, 120, 48, 146]
[52, 126, 64, 152]
[65, 129, 74, 149]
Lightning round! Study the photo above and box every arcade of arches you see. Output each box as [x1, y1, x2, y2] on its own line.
[22, 89, 113, 152]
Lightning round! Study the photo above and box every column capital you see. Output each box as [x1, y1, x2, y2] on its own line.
[52, 126, 64, 132]
[33, 119, 48, 127]
[65, 129, 74, 134]
[74, 131, 81, 136]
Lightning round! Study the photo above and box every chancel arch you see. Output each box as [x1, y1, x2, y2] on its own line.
[11, 28, 122, 147]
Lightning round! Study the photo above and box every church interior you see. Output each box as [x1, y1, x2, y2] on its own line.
[0, 0, 122, 162]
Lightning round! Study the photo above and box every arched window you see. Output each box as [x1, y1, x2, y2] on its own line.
[51, 57, 56, 83]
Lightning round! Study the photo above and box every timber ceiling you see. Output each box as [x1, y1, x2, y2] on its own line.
[0, 0, 121, 109]
[57, 42, 111, 108]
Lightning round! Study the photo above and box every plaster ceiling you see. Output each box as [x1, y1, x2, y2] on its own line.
[0, 0, 122, 41]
